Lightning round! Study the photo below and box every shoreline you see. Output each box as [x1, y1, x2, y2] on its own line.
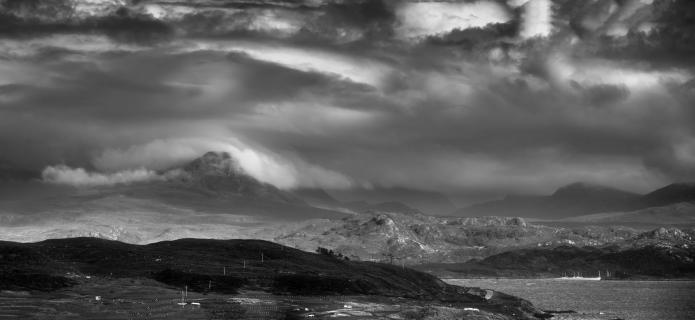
[442, 277, 695, 282]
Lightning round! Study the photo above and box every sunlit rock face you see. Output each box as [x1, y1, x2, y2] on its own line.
[183, 151, 243, 177]
[174, 151, 306, 204]
[631, 227, 695, 249]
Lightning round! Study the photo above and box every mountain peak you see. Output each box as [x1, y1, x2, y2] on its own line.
[176, 151, 305, 205]
[183, 151, 243, 177]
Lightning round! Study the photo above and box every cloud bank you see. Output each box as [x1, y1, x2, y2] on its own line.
[1, 0, 694, 199]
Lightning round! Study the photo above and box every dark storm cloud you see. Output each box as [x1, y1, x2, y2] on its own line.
[0, 45, 371, 169]
[0, 48, 351, 121]
[0, 2, 173, 42]
[1, 0, 694, 195]
[0, 0, 396, 44]
[425, 22, 518, 48]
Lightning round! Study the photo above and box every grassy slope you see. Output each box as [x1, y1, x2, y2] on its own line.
[0, 237, 549, 319]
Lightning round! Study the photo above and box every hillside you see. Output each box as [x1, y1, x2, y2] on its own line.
[276, 211, 643, 264]
[0, 238, 549, 319]
[642, 183, 695, 207]
[415, 227, 695, 279]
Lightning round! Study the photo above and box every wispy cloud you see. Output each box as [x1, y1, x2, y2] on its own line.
[42, 165, 162, 187]
[185, 41, 392, 88]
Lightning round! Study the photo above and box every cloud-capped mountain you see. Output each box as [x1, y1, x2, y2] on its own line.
[174, 151, 305, 205]
[101, 151, 347, 221]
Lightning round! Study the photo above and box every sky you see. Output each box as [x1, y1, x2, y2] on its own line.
[1, 0, 694, 199]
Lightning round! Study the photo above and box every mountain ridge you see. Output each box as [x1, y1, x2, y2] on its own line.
[456, 181, 695, 219]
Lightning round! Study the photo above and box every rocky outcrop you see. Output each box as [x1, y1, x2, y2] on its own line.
[275, 210, 643, 264]
[630, 227, 695, 249]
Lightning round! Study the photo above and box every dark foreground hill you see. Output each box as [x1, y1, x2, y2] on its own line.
[0, 237, 549, 319]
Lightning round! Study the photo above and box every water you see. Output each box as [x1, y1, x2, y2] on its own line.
[446, 279, 695, 320]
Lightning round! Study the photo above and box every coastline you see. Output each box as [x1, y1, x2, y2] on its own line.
[443, 277, 695, 320]
[440, 276, 695, 281]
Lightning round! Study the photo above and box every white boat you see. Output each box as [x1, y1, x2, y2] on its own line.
[557, 271, 601, 281]
[177, 286, 188, 306]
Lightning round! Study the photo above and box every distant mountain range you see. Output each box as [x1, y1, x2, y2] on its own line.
[456, 182, 695, 219]
[1, 151, 694, 254]
[5, 151, 693, 222]
[269, 176, 695, 222]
